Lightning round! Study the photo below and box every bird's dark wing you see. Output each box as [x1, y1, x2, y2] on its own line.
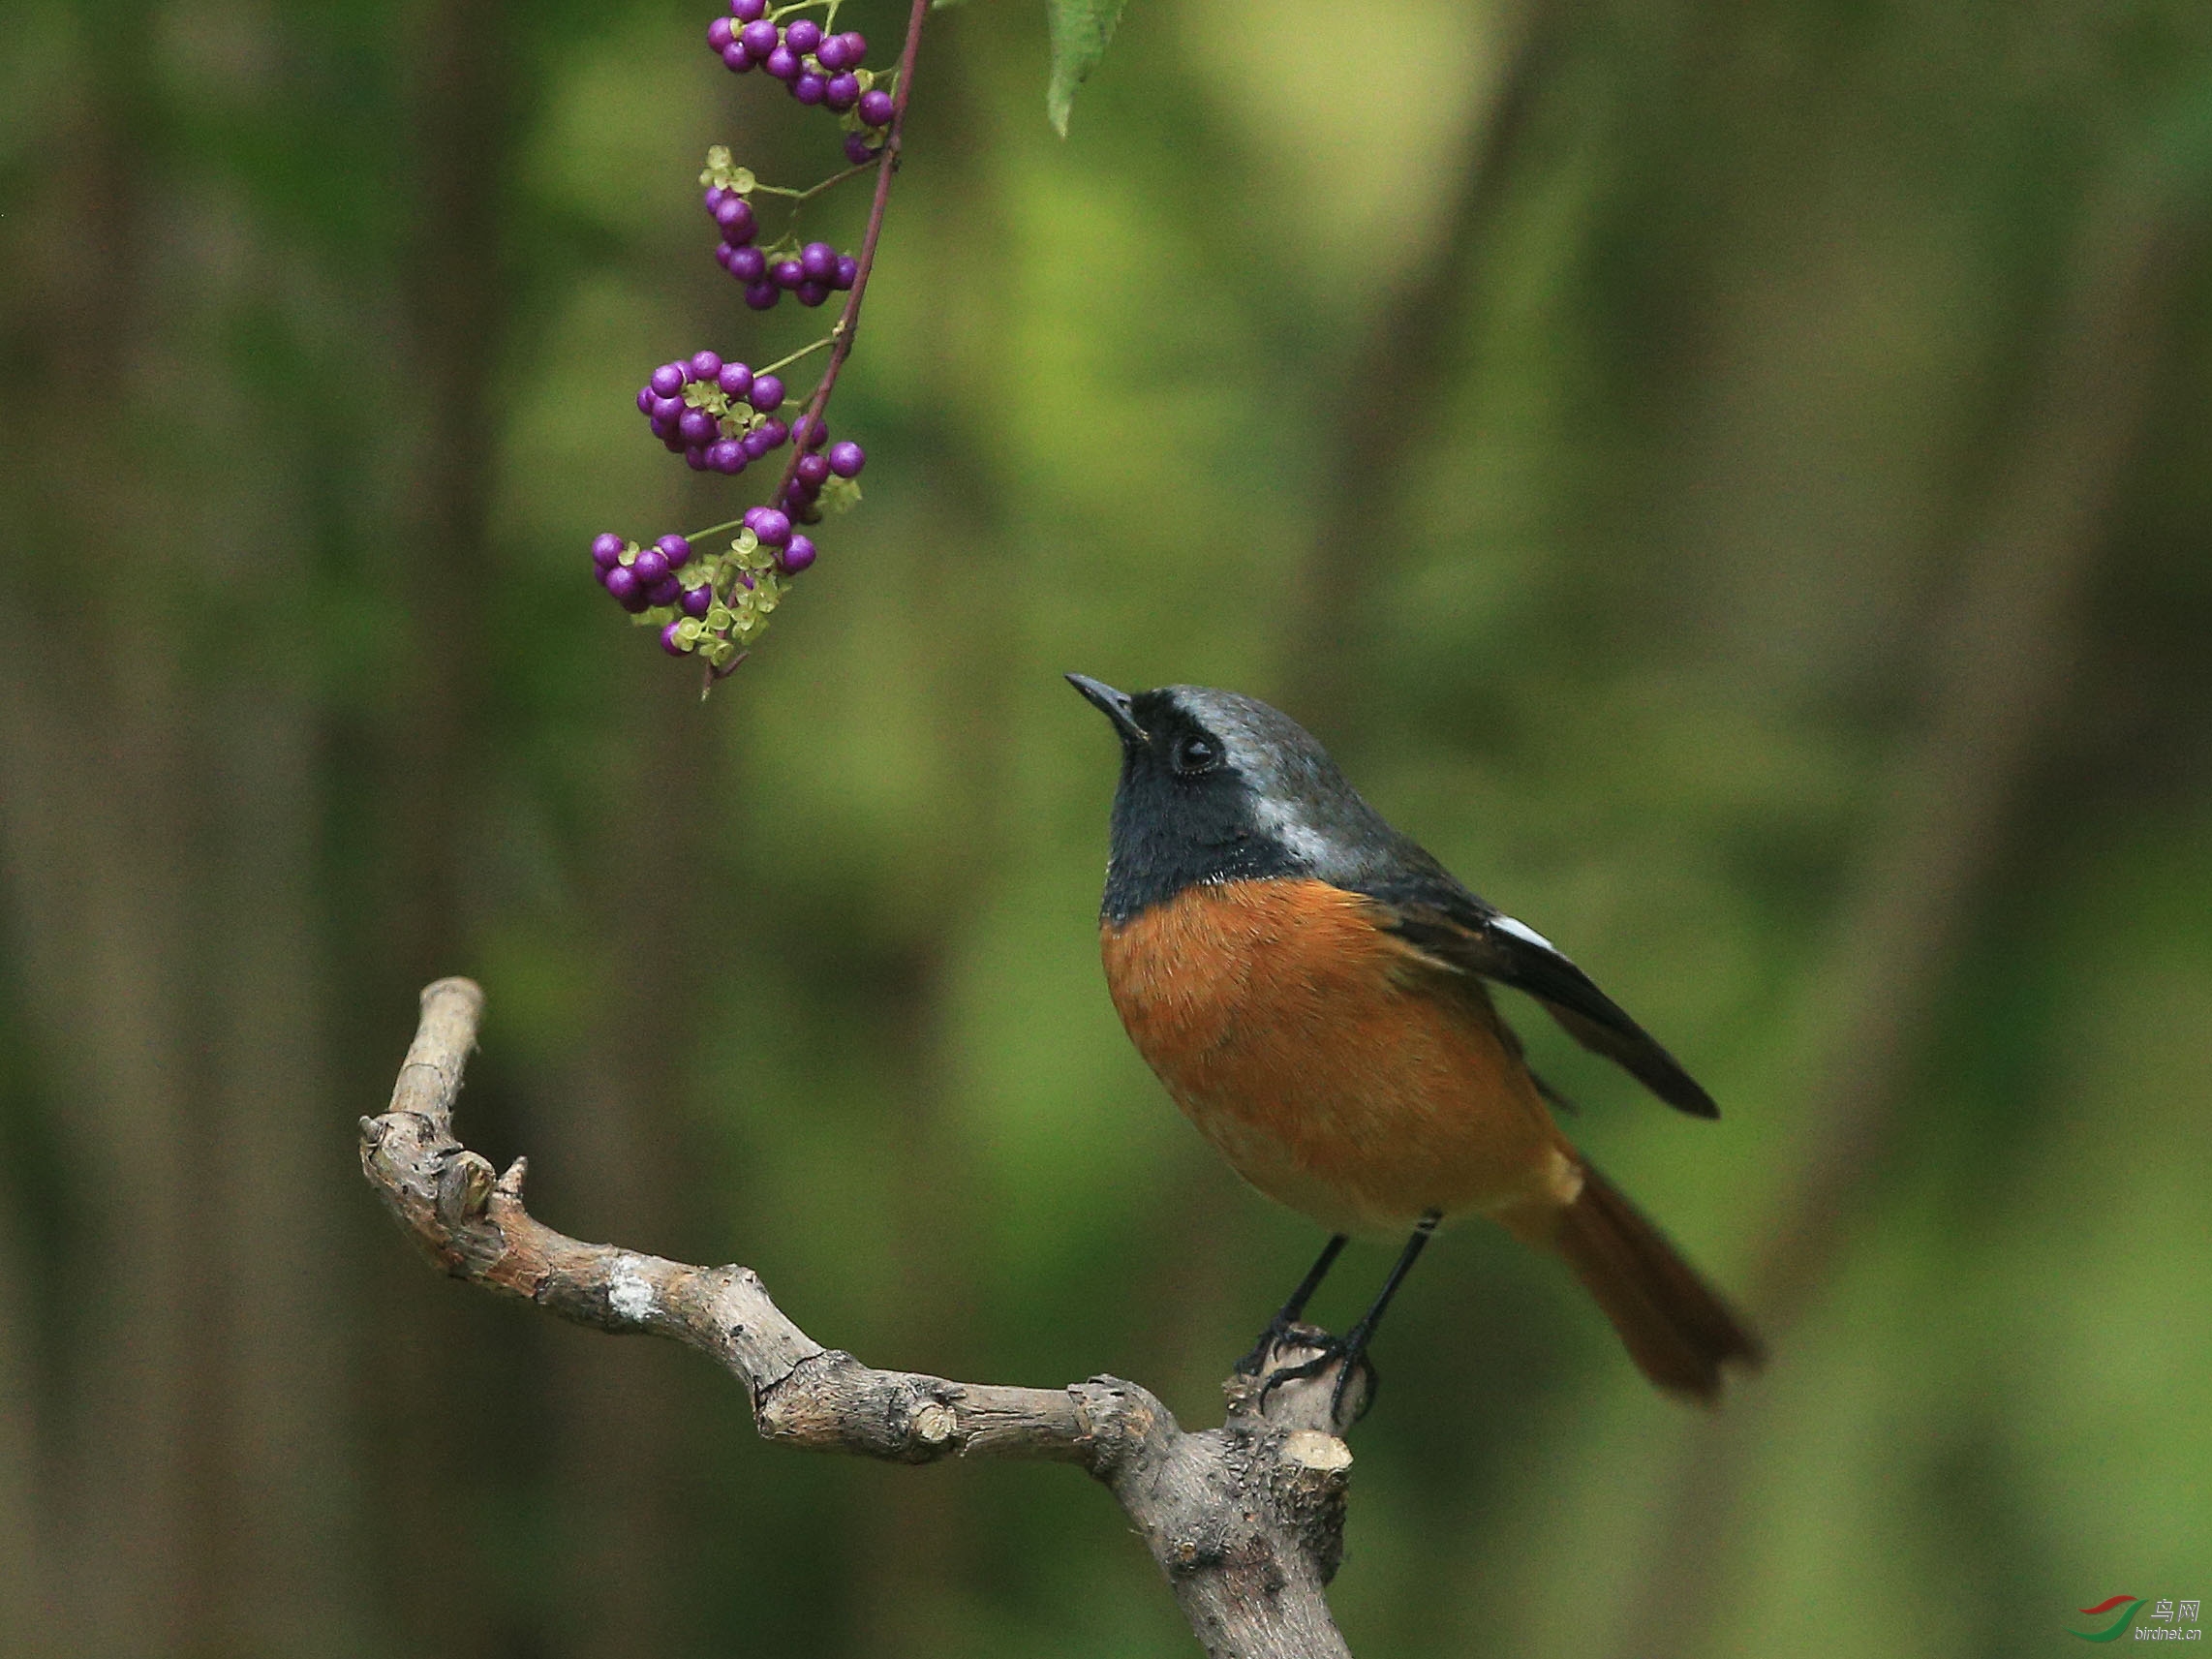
[1363, 883, 1719, 1120]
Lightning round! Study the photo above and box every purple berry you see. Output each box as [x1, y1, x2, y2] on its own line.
[838, 32, 867, 64]
[858, 88, 894, 128]
[743, 280, 779, 310]
[706, 439, 747, 474]
[795, 451, 831, 486]
[845, 134, 878, 165]
[790, 415, 828, 450]
[678, 408, 719, 445]
[727, 246, 767, 282]
[632, 547, 671, 586]
[750, 374, 785, 412]
[832, 255, 858, 290]
[781, 534, 816, 574]
[796, 280, 830, 307]
[713, 243, 734, 270]
[682, 584, 713, 618]
[826, 440, 865, 477]
[646, 575, 683, 607]
[738, 18, 778, 56]
[764, 43, 799, 79]
[606, 566, 645, 609]
[707, 16, 734, 50]
[591, 532, 626, 568]
[784, 18, 822, 54]
[793, 73, 826, 106]
[718, 361, 753, 398]
[689, 350, 722, 382]
[636, 384, 657, 413]
[650, 363, 686, 397]
[684, 445, 708, 470]
[745, 507, 792, 546]
[715, 198, 756, 243]
[656, 534, 692, 568]
[824, 73, 860, 111]
[722, 42, 753, 71]
[800, 241, 837, 282]
[815, 33, 855, 71]
[771, 259, 804, 291]
[729, 0, 766, 19]
[651, 394, 684, 423]
[740, 429, 775, 460]
[661, 621, 689, 656]
[759, 416, 789, 447]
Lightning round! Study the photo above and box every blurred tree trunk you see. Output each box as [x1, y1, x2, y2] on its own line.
[1276, 0, 1564, 738]
[204, 683, 358, 1655]
[846, 941, 981, 1659]
[1619, 169, 2202, 1659]
[366, 0, 528, 1649]
[0, 651, 72, 1659]
[537, 666, 715, 1659]
[0, 59, 211, 1655]
[0, 1210, 43, 1652]
[0, 31, 365, 1652]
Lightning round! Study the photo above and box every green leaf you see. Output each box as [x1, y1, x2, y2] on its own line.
[1044, 0, 1129, 137]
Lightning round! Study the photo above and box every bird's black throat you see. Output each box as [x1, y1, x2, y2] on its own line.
[1096, 691, 1311, 926]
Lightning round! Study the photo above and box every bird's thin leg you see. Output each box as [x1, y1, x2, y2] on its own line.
[1336, 1213, 1438, 1368]
[1233, 1234, 1349, 1375]
[1259, 1213, 1442, 1424]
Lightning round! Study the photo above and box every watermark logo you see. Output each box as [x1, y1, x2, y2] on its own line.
[2072, 1596, 2202, 1643]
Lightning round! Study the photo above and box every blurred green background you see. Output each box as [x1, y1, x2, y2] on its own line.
[3, 0, 2210, 1653]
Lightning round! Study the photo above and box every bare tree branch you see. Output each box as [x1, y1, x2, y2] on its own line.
[361, 978, 1364, 1659]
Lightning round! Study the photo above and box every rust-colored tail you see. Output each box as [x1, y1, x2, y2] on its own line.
[1517, 1163, 1765, 1401]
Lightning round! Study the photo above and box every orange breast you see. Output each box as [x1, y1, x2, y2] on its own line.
[1101, 878, 1578, 1237]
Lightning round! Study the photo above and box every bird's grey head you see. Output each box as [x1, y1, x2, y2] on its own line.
[1066, 676, 1422, 922]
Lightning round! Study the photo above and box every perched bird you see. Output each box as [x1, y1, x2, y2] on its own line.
[1068, 675, 1763, 1412]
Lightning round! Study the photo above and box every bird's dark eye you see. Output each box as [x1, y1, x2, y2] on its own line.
[1171, 733, 1220, 776]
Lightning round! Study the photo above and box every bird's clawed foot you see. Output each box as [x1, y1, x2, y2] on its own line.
[1236, 1321, 1377, 1432]
[1233, 1315, 1300, 1378]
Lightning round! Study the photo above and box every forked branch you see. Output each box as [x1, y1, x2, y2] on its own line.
[361, 978, 1360, 1659]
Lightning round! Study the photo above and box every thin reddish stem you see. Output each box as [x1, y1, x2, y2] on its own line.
[706, 0, 931, 687]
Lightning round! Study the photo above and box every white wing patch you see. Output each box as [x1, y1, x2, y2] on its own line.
[1493, 914, 1559, 953]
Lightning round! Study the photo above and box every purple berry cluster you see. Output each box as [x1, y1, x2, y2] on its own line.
[635, 350, 793, 474]
[740, 505, 816, 573]
[772, 415, 867, 523]
[718, 212, 854, 310]
[590, 514, 812, 670]
[633, 344, 869, 522]
[593, 532, 700, 615]
[704, 2, 895, 159]
[585, 7, 908, 678]
[698, 150, 859, 311]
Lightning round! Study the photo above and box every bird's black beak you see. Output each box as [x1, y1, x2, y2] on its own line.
[1065, 673, 1147, 746]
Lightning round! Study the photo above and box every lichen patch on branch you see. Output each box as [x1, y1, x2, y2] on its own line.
[606, 1254, 657, 1326]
